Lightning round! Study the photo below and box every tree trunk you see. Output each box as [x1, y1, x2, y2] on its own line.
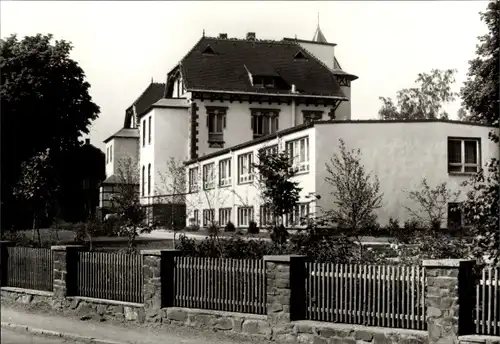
[32, 213, 42, 247]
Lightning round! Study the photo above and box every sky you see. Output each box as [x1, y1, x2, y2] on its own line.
[1, 1, 489, 152]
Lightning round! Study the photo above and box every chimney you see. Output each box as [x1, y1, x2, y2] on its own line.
[246, 32, 256, 40]
[218, 33, 228, 39]
[85, 138, 90, 145]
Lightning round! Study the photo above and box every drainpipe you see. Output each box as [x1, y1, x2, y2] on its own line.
[291, 84, 297, 126]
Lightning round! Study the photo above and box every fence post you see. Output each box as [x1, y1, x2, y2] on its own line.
[141, 249, 180, 322]
[423, 259, 476, 344]
[51, 245, 87, 299]
[0, 241, 11, 287]
[264, 255, 307, 341]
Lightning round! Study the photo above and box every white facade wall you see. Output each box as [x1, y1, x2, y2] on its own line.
[314, 121, 498, 227]
[105, 136, 139, 178]
[185, 127, 317, 228]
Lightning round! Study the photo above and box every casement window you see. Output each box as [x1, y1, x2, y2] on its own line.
[148, 116, 152, 144]
[251, 109, 280, 139]
[142, 119, 146, 147]
[260, 204, 274, 227]
[287, 203, 310, 227]
[188, 167, 199, 193]
[259, 145, 279, 159]
[202, 163, 215, 190]
[203, 209, 215, 227]
[448, 138, 480, 174]
[238, 153, 253, 184]
[206, 107, 227, 143]
[219, 158, 232, 187]
[106, 147, 109, 164]
[193, 209, 200, 225]
[286, 137, 310, 173]
[447, 202, 470, 229]
[147, 163, 151, 196]
[219, 208, 232, 227]
[238, 207, 254, 227]
[141, 165, 145, 196]
[302, 110, 323, 125]
[107, 145, 113, 163]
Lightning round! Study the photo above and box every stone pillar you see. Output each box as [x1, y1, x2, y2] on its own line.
[264, 255, 307, 341]
[141, 249, 180, 321]
[51, 245, 86, 298]
[423, 259, 476, 344]
[0, 241, 12, 287]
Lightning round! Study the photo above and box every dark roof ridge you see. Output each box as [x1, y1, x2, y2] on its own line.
[283, 37, 337, 47]
[184, 118, 497, 165]
[204, 36, 295, 45]
[129, 81, 166, 109]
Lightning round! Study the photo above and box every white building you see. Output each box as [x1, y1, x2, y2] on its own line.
[184, 119, 498, 229]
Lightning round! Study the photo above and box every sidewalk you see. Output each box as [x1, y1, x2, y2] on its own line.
[1, 306, 266, 344]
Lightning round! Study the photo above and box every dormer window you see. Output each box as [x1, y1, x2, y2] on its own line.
[293, 50, 308, 60]
[202, 44, 217, 55]
[252, 76, 275, 88]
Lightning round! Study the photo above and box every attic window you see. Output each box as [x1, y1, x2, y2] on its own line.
[293, 50, 308, 60]
[202, 44, 217, 55]
[253, 76, 275, 88]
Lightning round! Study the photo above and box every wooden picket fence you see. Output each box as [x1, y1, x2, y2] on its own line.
[475, 266, 500, 336]
[75, 252, 143, 304]
[173, 257, 267, 314]
[5, 247, 53, 292]
[305, 263, 427, 330]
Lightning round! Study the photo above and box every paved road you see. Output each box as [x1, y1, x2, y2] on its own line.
[1, 329, 77, 344]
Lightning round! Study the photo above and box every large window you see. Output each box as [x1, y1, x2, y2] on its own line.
[109, 145, 113, 163]
[238, 153, 253, 184]
[142, 119, 146, 147]
[219, 208, 232, 227]
[147, 164, 151, 195]
[203, 209, 215, 227]
[148, 116, 152, 144]
[202, 163, 215, 190]
[238, 207, 254, 227]
[260, 205, 274, 227]
[141, 165, 145, 196]
[259, 145, 278, 159]
[286, 137, 310, 173]
[447, 202, 469, 229]
[251, 109, 279, 138]
[219, 158, 232, 187]
[192, 209, 199, 225]
[286, 203, 310, 227]
[188, 167, 199, 193]
[206, 106, 227, 144]
[448, 138, 480, 174]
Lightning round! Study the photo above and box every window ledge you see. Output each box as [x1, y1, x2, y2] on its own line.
[294, 170, 310, 176]
[238, 181, 253, 185]
[448, 172, 477, 176]
[219, 184, 232, 188]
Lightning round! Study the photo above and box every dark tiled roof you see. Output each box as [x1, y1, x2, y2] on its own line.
[180, 37, 346, 98]
[124, 82, 166, 127]
[103, 128, 139, 144]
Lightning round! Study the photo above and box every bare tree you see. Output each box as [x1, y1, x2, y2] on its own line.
[404, 178, 460, 229]
[324, 139, 384, 250]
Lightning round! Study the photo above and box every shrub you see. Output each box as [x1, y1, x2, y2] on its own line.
[248, 221, 259, 234]
[207, 223, 219, 235]
[225, 221, 235, 232]
[185, 224, 200, 232]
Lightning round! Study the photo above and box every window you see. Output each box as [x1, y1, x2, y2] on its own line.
[287, 203, 310, 227]
[148, 116, 152, 144]
[109, 145, 113, 162]
[251, 109, 279, 138]
[193, 209, 200, 225]
[141, 165, 145, 196]
[448, 138, 480, 174]
[238, 153, 253, 184]
[286, 137, 310, 173]
[206, 106, 227, 143]
[260, 205, 274, 227]
[202, 163, 215, 190]
[219, 208, 232, 227]
[219, 159, 232, 187]
[447, 202, 470, 229]
[238, 207, 254, 227]
[302, 110, 323, 124]
[142, 119, 146, 147]
[188, 167, 199, 193]
[203, 209, 215, 227]
[147, 163, 151, 195]
[259, 145, 278, 159]
[106, 147, 109, 164]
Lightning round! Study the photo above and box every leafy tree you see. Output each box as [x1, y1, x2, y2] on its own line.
[324, 139, 383, 248]
[460, 0, 500, 265]
[253, 148, 302, 246]
[0, 34, 100, 229]
[110, 157, 151, 250]
[460, 0, 499, 127]
[12, 150, 59, 245]
[378, 69, 457, 120]
[403, 179, 461, 230]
